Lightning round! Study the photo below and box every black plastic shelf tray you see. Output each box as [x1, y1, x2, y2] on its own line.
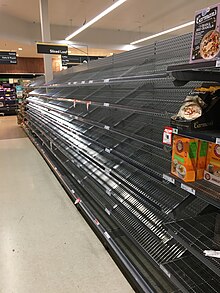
[163, 254, 220, 293]
[164, 212, 220, 278]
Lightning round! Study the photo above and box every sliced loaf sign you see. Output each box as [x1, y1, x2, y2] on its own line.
[37, 43, 68, 55]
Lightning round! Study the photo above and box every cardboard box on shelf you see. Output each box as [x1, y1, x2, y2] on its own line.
[190, 3, 220, 63]
[171, 135, 198, 182]
[196, 140, 209, 180]
[204, 143, 220, 186]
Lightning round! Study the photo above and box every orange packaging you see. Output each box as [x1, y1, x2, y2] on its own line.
[196, 140, 208, 180]
[204, 143, 220, 186]
[171, 135, 198, 182]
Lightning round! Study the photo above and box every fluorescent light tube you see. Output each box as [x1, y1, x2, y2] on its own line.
[130, 20, 195, 45]
[65, 0, 127, 41]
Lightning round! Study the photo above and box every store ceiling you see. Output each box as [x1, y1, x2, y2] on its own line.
[0, 0, 218, 58]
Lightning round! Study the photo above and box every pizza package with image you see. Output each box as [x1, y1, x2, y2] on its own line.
[204, 143, 220, 187]
[190, 3, 220, 63]
[171, 135, 198, 182]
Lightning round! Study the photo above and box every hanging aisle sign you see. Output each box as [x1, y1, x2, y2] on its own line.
[61, 54, 104, 66]
[0, 52, 17, 64]
[37, 43, 68, 55]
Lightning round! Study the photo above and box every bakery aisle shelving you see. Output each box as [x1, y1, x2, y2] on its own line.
[0, 116, 134, 293]
[24, 32, 220, 293]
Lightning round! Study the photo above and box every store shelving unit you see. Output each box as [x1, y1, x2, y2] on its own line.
[24, 33, 220, 293]
[0, 83, 17, 115]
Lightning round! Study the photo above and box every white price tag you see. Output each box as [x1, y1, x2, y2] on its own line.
[181, 183, 196, 195]
[105, 167, 111, 174]
[104, 231, 111, 239]
[163, 174, 175, 184]
[73, 81, 77, 84]
[81, 81, 85, 84]
[216, 60, 220, 67]
[106, 189, 111, 195]
[204, 250, 220, 258]
[216, 138, 220, 144]
[104, 103, 110, 107]
[104, 125, 110, 130]
[159, 265, 171, 278]
[105, 208, 111, 215]
[173, 128, 178, 134]
[104, 79, 110, 83]
[88, 80, 93, 83]
[105, 148, 112, 153]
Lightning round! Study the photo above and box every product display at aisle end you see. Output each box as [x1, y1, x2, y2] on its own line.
[0, 82, 17, 115]
[24, 31, 220, 293]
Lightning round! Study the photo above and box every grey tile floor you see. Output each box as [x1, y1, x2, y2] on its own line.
[0, 116, 134, 293]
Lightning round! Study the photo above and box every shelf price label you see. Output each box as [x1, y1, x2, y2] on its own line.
[216, 138, 220, 144]
[163, 174, 175, 184]
[181, 183, 196, 195]
[172, 128, 178, 134]
[105, 148, 112, 153]
[103, 231, 111, 239]
[159, 265, 171, 278]
[105, 208, 111, 215]
[163, 126, 173, 145]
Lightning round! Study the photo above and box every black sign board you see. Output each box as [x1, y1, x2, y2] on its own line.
[61, 54, 104, 66]
[37, 43, 68, 55]
[0, 52, 17, 64]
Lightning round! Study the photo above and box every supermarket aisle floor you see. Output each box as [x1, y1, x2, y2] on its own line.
[0, 116, 134, 293]
[0, 115, 26, 140]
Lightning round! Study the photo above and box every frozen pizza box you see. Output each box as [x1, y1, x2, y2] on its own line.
[197, 140, 209, 180]
[171, 135, 198, 182]
[204, 143, 220, 186]
[190, 3, 220, 63]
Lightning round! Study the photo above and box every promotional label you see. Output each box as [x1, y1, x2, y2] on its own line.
[190, 4, 220, 62]
[163, 127, 173, 145]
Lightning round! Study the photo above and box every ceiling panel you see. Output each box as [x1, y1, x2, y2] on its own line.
[0, 0, 219, 57]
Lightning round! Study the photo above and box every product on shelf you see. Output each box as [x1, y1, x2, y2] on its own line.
[171, 135, 198, 182]
[175, 95, 203, 120]
[171, 84, 220, 130]
[204, 143, 220, 186]
[190, 3, 220, 63]
[197, 140, 208, 179]
[0, 82, 17, 115]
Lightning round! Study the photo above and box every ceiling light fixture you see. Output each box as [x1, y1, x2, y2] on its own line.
[65, 0, 127, 41]
[130, 20, 195, 45]
[18, 47, 23, 50]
